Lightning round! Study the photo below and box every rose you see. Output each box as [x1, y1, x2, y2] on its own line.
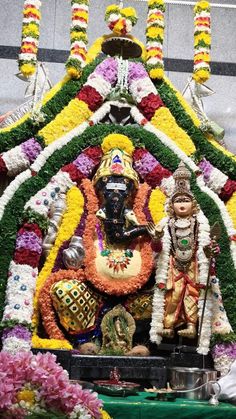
[145, 165, 171, 187]
[133, 148, 148, 161]
[138, 92, 164, 120]
[76, 86, 103, 112]
[61, 164, 85, 183]
[14, 248, 41, 267]
[84, 146, 102, 165]
[219, 179, 236, 202]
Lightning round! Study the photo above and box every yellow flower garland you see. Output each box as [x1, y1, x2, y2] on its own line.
[226, 192, 236, 229]
[101, 134, 134, 155]
[149, 188, 166, 223]
[32, 185, 84, 339]
[0, 76, 69, 133]
[207, 136, 236, 162]
[39, 99, 92, 145]
[32, 335, 73, 350]
[151, 107, 196, 155]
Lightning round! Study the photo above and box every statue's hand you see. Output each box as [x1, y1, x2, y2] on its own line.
[147, 222, 164, 241]
[204, 238, 220, 259]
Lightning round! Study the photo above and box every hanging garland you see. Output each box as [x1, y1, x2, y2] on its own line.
[146, 0, 165, 80]
[18, 0, 42, 78]
[66, 0, 90, 79]
[193, 0, 211, 84]
[105, 4, 138, 36]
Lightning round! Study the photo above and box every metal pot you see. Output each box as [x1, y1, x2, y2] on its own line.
[169, 367, 218, 400]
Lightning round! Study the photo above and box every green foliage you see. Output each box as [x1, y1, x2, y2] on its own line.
[156, 79, 236, 179]
[211, 332, 236, 347]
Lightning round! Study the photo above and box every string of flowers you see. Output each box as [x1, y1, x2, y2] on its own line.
[146, 0, 166, 80]
[193, 1, 211, 84]
[105, 4, 138, 36]
[0, 138, 42, 177]
[18, 0, 42, 78]
[66, 0, 90, 79]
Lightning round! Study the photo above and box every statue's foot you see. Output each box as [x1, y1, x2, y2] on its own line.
[178, 324, 196, 339]
[161, 328, 174, 338]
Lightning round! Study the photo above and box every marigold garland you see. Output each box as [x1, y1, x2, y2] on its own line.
[32, 335, 73, 350]
[19, 0, 42, 77]
[38, 99, 92, 145]
[193, 0, 211, 84]
[66, 0, 90, 79]
[83, 179, 154, 295]
[146, 0, 165, 80]
[105, 4, 138, 36]
[101, 134, 134, 155]
[226, 193, 236, 230]
[32, 185, 84, 333]
[151, 106, 196, 155]
[149, 188, 167, 224]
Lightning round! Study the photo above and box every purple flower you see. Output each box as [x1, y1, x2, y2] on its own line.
[16, 231, 42, 253]
[199, 158, 213, 183]
[95, 57, 118, 85]
[134, 152, 159, 177]
[21, 138, 42, 163]
[73, 153, 95, 176]
[2, 325, 31, 342]
[128, 62, 148, 84]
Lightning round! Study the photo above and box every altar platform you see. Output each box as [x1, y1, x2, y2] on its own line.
[99, 393, 236, 419]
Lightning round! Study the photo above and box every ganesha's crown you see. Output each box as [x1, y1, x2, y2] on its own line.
[93, 148, 139, 187]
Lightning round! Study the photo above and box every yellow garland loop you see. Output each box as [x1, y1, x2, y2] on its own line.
[226, 192, 236, 229]
[101, 134, 134, 155]
[39, 99, 92, 145]
[151, 107, 196, 156]
[206, 136, 236, 162]
[32, 335, 73, 350]
[149, 188, 166, 224]
[32, 186, 84, 336]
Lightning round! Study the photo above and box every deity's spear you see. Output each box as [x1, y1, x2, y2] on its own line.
[198, 222, 221, 346]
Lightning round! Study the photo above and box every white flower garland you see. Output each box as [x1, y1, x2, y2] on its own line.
[0, 169, 31, 221]
[205, 167, 228, 193]
[2, 145, 30, 177]
[2, 261, 38, 325]
[2, 336, 32, 354]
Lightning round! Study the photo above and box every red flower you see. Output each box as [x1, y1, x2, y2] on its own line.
[133, 148, 148, 161]
[151, 240, 163, 253]
[219, 179, 236, 202]
[84, 146, 103, 165]
[76, 86, 103, 111]
[158, 282, 166, 290]
[14, 248, 41, 267]
[61, 163, 85, 183]
[138, 93, 164, 120]
[18, 223, 42, 239]
[145, 165, 171, 188]
[0, 155, 7, 174]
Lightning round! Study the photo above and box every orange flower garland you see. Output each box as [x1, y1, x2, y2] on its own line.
[38, 269, 85, 340]
[83, 179, 154, 295]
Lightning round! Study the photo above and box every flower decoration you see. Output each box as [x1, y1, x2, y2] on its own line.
[133, 147, 171, 188]
[18, 0, 42, 77]
[0, 138, 42, 177]
[146, 0, 166, 79]
[66, 0, 90, 79]
[101, 134, 134, 155]
[105, 5, 138, 36]
[0, 351, 103, 418]
[193, 0, 211, 84]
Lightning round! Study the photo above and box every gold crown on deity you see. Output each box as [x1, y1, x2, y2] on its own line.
[171, 161, 193, 201]
[93, 148, 139, 188]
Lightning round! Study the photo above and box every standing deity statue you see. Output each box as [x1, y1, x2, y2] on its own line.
[149, 162, 232, 354]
